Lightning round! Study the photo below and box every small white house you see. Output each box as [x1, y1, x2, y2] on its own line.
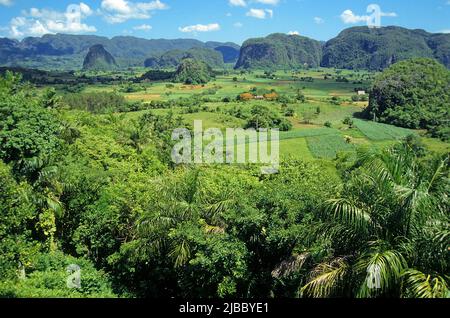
[357, 90, 366, 96]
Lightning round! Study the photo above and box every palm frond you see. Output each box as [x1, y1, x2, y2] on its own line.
[301, 257, 350, 298]
[325, 198, 374, 234]
[401, 269, 449, 298]
[426, 157, 448, 194]
[169, 239, 191, 268]
[356, 250, 407, 298]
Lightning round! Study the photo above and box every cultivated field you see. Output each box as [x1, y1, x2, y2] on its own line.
[63, 68, 448, 167]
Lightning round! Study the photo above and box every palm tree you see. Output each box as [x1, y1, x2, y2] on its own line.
[137, 169, 234, 268]
[21, 156, 71, 251]
[300, 145, 449, 298]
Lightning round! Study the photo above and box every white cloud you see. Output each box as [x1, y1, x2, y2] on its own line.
[179, 23, 221, 33]
[229, 0, 279, 6]
[133, 24, 152, 30]
[0, 0, 13, 6]
[254, 0, 279, 5]
[246, 8, 273, 19]
[234, 22, 243, 28]
[340, 9, 397, 24]
[438, 29, 450, 33]
[8, 3, 96, 38]
[382, 12, 398, 17]
[101, 0, 168, 24]
[288, 31, 299, 35]
[102, 0, 132, 14]
[314, 17, 324, 24]
[229, 0, 247, 7]
[340, 10, 369, 24]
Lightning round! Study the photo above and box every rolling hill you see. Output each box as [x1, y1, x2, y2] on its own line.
[144, 47, 225, 69]
[321, 26, 450, 70]
[1, 26, 449, 71]
[82, 44, 117, 71]
[235, 33, 323, 70]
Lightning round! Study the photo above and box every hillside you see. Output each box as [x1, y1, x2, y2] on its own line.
[235, 33, 323, 70]
[367, 58, 450, 140]
[83, 44, 117, 71]
[1, 27, 449, 71]
[172, 58, 214, 84]
[145, 47, 225, 69]
[205, 41, 241, 63]
[0, 34, 239, 70]
[321, 26, 450, 70]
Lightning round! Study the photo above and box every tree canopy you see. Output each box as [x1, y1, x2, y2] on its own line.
[367, 58, 450, 140]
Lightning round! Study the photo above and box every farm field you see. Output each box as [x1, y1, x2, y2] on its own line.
[67, 68, 447, 166]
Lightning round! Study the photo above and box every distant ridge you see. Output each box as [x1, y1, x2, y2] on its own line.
[0, 34, 240, 70]
[0, 26, 449, 71]
[144, 47, 225, 69]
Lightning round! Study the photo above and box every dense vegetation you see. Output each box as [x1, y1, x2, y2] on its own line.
[62, 91, 132, 113]
[322, 26, 450, 70]
[2, 28, 449, 71]
[235, 33, 322, 70]
[0, 34, 239, 70]
[366, 58, 450, 140]
[172, 58, 215, 85]
[0, 60, 448, 299]
[145, 48, 225, 69]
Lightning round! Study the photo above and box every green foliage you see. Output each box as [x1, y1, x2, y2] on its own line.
[0, 160, 37, 280]
[173, 58, 215, 85]
[306, 134, 355, 159]
[62, 92, 130, 113]
[235, 33, 322, 70]
[0, 64, 448, 300]
[140, 70, 174, 81]
[0, 252, 116, 298]
[245, 105, 292, 131]
[145, 48, 225, 69]
[322, 26, 450, 70]
[0, 73, 62, 164]
[353, 119, 415, 141]
[343, 117, 354, 128]
[300, 146, 450, 298]
[367, 58, 450, 140]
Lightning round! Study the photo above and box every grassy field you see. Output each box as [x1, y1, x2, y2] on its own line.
[353, 119, 416, 141]
[307, 134, 355, 159]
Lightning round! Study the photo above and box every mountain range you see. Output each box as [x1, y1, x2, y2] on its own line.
[0, 26, 449, 71]
[144, 47, 225, 69]
[0, 34, 240, 70]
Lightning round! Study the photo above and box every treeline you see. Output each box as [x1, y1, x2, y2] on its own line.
[62, 92, 145, 113]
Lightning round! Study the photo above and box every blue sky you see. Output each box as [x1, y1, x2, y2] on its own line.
[0, 0, 449, 44]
